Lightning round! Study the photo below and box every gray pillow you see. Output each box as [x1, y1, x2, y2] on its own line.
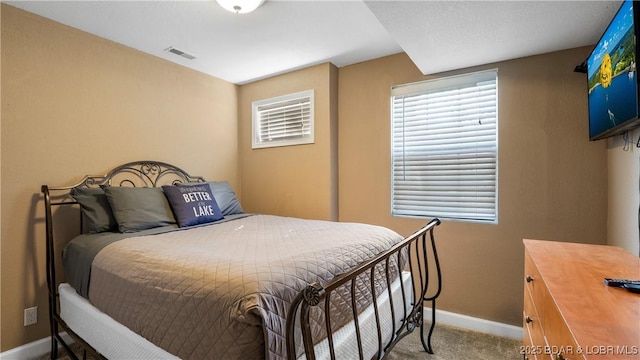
[70, 187, 118, 233]
[188, 181, 244, 216]
[103, 186, 176, 233]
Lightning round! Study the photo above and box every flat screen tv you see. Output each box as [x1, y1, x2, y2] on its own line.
[587, 0, 640, 141]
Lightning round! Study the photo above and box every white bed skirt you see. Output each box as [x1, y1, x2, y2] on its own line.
[59, 271, 413, 360]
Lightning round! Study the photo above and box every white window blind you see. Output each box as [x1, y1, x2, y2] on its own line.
[391, 70, 498, 223]
[252, 90, 314, 149]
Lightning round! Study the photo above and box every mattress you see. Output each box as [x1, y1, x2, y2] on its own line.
[59, 272, 412, 360]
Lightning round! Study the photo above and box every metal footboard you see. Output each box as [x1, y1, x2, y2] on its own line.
[285, 218, 442, 360]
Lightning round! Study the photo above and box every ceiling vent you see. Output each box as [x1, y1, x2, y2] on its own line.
[164, 46, 196, 60]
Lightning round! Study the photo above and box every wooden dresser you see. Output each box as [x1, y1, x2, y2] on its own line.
[522, 239, 639, 360]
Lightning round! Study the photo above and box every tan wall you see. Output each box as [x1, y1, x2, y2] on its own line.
[238, 63, 338, 221]
[0, 5, 238, 351]
[338, 50, 608, 326]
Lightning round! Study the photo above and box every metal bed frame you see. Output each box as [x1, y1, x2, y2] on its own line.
[41, 160, 442, 360]
[286, 218, 442, 360]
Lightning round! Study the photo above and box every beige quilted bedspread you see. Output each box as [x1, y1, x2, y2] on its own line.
[89, 215, 404, 360]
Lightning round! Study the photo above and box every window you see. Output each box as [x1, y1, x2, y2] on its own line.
[252, 90, 314, 149]
[391, 70, 498, 223]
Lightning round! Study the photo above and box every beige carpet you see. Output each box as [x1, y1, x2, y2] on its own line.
[387, 324, 522, 360]
[38, 324, 522, 359]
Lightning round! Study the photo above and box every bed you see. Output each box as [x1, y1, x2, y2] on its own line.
[41, 160, 442, 360]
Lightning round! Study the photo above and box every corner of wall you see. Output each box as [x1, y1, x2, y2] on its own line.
[329, 64, 339, 221]
[607, 128, 640, 256]
[238, 63, 338, 220]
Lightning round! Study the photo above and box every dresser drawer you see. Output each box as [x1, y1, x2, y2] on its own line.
[524, 292, 547, 358]
[522, 310, 544, 360]
[522, 322, 538, 360]
[524, 250, 545, 325]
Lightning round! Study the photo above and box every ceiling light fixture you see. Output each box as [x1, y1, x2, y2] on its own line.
[216, 0, 265, 14]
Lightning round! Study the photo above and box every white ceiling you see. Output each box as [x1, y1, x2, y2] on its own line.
[5, 0, 622, 85]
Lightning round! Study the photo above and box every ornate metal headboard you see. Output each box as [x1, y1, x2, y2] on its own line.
[46, 160, 206, 191]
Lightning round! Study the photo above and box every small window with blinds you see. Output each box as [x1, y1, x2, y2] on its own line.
[252, 90, 314, 149]
[391, 70, 498, 223]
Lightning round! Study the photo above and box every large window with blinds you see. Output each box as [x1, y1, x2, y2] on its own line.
[252, 89, 314, 149]
[391, 70, 498, 223]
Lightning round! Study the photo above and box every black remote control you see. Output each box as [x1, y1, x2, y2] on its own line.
[623, 284, 640, 294]
[604, 278, 640, 287]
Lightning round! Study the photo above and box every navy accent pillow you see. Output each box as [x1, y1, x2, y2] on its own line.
[180, 181, 244, 216]
[162, 183, 223, 227]
[70, 187, 118, 233]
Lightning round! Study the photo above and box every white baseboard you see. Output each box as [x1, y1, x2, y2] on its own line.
[0, 332, 73, 360]
[1, 310, 522, 359]
[424, 306, 523, 340]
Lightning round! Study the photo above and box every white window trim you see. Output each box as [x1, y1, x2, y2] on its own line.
[252, 89, 314, 149]
[390, 69, 499, 224]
